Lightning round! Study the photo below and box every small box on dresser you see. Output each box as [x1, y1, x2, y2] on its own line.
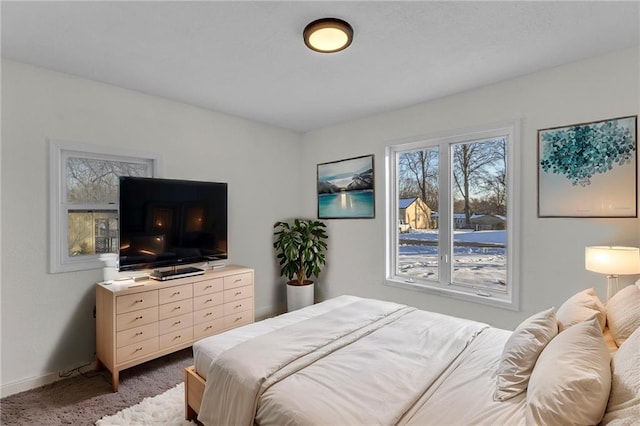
[96, 265, 254, 391]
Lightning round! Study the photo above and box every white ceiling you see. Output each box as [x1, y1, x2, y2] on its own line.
[2, 1, 639, 133]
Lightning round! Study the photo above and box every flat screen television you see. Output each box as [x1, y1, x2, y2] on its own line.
[118, 177, 228, 272]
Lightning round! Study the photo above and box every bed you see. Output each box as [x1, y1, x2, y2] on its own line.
[185, 285, 640, 426]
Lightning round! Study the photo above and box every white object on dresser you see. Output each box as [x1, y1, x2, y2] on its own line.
[96, 265, 254, 391]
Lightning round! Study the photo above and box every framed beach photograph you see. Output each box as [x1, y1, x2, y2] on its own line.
[538, 115, 637, 218]
[317, 154, 375, 219]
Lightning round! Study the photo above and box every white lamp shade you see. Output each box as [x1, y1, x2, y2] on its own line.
[585, 246, 640, 275]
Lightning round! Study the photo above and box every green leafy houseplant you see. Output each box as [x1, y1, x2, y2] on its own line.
[273, 219, 328, 286]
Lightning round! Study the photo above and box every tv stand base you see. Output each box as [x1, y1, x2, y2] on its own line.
[150, 267, 204, 281]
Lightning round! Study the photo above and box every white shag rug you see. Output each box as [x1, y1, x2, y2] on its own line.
[96, 382, 196, 425]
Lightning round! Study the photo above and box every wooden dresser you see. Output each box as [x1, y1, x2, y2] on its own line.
[96, 265, 254, 391]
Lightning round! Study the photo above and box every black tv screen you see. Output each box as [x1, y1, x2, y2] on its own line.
[118, 177, 228, 272]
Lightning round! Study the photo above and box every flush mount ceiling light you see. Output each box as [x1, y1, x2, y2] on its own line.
[303, 18, 353, 53]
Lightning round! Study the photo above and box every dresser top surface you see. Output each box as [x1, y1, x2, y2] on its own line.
[96, 265, 253, 294]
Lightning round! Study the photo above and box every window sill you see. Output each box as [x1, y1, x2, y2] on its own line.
[384, 277, 519, 311]
[51, 258, 105, 274]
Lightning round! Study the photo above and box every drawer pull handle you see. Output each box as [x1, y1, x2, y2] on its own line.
[205, 285, 212, 289]
[173, 306, 181, 310]
[205, 325, 213, 330]
[174, 320, 181, 325]
[234, 317, 242, 322]
[235, 304, 242, 309]
[135, 299, 143, 303]
[235, 291, 242, 296]
[134, 347, 143, 352]
[135, 316, 143, 320]
[174, 335, 181, 340]
[205, 299, 212, 303]
[234, 279, 242, 283]
[173, 291, 180, 296]
[205, 312, 212, 317]
[135, 332, 143, 336]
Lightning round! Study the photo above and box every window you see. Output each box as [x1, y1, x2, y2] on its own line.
[386, 121, 520, 310]
[49, 140, 161, 273]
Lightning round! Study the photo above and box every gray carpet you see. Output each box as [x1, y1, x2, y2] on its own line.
[0, 348, 193, 425]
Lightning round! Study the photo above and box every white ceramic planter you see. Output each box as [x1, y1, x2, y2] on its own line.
[286, 282, 315, 312]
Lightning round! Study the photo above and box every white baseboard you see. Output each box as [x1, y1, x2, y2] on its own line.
[1, 361, 98, 398]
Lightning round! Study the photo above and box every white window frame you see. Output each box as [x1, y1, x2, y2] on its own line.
[49, 139, 161, 273]
[385, 120, 521, 310]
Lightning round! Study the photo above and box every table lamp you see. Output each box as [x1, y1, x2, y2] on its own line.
[585, 246, 640, 300]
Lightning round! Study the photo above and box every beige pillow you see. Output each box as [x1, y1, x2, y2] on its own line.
[526, 317, 611, 425]
[604, 326, 640, 423]
[494, 307, 557, 401]
[606, 283, 640, 347]
[556, 288, 606, 331]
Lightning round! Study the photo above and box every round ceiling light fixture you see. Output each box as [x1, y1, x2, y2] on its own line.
[303, 18, 353, 53]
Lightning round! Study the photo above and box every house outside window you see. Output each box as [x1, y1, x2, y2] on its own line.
[49, 140, 161, 273]
[399, 197, 432, 230]
[385, 121, 520, 310]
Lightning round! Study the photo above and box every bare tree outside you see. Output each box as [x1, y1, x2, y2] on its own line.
[396, 148, 440, 280]
[66, 157, 149, 256]
[66, 157, 148, 203]
[397, 139, 506, 223]
[398, 148, 439, 211]
[452, 137, 506, 225]
[67, 211, 94, 254]
[477, 138, 506, 215]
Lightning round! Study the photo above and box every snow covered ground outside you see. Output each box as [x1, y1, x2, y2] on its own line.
[398, 229, 506, 289]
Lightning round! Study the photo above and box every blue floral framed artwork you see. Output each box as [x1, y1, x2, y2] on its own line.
[538, 115, 637, 217]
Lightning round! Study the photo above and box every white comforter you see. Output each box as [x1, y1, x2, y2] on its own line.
[197, 297, 488, 426]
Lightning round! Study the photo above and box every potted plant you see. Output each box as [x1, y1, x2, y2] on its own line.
[273, 219, 328, 311]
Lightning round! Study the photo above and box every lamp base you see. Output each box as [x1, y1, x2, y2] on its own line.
[607, 275, 620, 300]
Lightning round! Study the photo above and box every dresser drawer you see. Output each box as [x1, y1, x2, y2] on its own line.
[116, 291, 158, 314]
[223, 285, 254, 303]
[193, 305, 224, 325]
[194, 318, 224, 339]
[159, 299, 193, 320]
[224, 311, 253, 329]
[223, 298, 252, 316]
[116, 323, 158, 348]
[193, 278, 223, 297]
[159, 312, 193, 335]
[117, 337, 159, 363]
[116, 306, 159, 332]
[160, 327, 193, 350]
[223, 272, 253, 290]
[193, 292, 223, 311]
[159, 283, 193, 305]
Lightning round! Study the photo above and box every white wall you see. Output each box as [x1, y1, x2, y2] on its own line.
[2, 47, 639, 395]
[300, 47, 640, 329]
[0, 60, 302, 393]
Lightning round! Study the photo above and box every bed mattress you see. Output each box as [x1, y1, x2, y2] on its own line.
[401, 327, 526, 425]
[193, 295, 529, 425]
[193, 295, 362, 376]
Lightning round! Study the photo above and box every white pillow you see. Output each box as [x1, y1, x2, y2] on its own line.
[526, 317, 611, 425]
[556, 288, 606, 331]
[606, 283, 640, 347]
[603, 326, 640, 425]
[494, 307, 557, 401]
